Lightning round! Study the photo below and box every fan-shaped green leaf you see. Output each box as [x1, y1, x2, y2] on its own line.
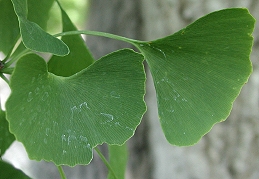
[6, 49, 146, 166]
[0, 161, 31, 179]
[0, 108, 15, 155]
[135, 8, 255, 146]
[0, 0, 19, 54]
[11, 0, 69, 56]
[48, 1, 94, 77]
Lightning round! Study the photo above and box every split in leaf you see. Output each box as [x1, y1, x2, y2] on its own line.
[6, 49, 146, 166]
[134, 8, 255, 146]
[48, 1, 95, 77]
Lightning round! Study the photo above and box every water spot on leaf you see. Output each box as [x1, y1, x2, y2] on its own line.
[125, 127, 133, 131]
[152, 46, 167, 59]
[87, 143, 91, 149]
[61, 134, 67, 142]
[34, 87, 40, 95]
[79, 135, 88, 143]
[100, 113, 114, 124]
[31, 77, 36, 84]
[45, 128, 50, 136]
[115, 122, 121, 126]
[27, 92, 33, 102]
[37, 74, 43, 82]
[79, 102, 89, 109]
[110, 91, 120, 98]
[70, 106, 77, 119]
[182, 98, 188, 102]
[41, 92, 49, 101]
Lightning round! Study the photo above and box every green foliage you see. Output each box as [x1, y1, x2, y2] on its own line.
[108, 144, 128, 179]
[11, 0, 69, 56]
[6, 50, 146, 166]
[27, 0, 54, 30]
[0, 107, 15, 155]
[0, 1, 255, 178]
[48, 1, 94, 77]
[0, 160, 31, 179]
[0, 0, 19, 55]
[134, 8, 254, 145]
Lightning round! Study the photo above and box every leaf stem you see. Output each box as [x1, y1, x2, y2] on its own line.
[94, 147, 118, 179]
[54, 30, 143, 45]
[2, 35, 21, 63]
[4, 49, 31, 68]
[57, 165, 67, 179]
[0, 74, 9, 84]
[1, 67, 14, 75]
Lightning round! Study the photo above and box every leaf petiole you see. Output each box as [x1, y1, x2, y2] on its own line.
[4, 49, 31, 68]
[57, 165, 67, 179]
[0, 73, 9, 84]
[1, 67, 14, 75]
[94, 147, 118, 179]
[54, 30, 143, 46]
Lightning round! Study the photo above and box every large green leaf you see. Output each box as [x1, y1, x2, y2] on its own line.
[135, 8, 255, 146]
[0, 107, 15, 155]
[0, 161, 31, 179]
[0, 0, 20, 54]
[11, 0, 69, 56]
[108, 144, 128, 179]
[48, 1, 94, 77]
[6, 49, 146, 166]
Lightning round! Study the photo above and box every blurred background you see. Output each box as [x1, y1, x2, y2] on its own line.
[1, 0, 259, 178]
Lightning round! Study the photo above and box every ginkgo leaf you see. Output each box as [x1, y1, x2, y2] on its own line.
[6, 49, 146, 166]
[0, 108, 15, 155]
[27, 0, 54, 30]
[108, 144, 128, 179]
[134, 8, 255, 146]
[11, 0, 69, 56]
[0, 0, 19, 54]
[0, 161, 31, 179]
[48, 1, 94, 77]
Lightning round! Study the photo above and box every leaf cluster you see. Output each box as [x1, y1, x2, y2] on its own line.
[0, 0, 255, 178]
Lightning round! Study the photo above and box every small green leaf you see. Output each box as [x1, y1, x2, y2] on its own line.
[6, 49, 146, 166]
[0, 160, 31, 179]
[48, 1, 95, 77]
[108, 144, 128, 179]
[11, 0, 69, 56]
[0, 107, 15, 155]
[0, 0, 20, 54]
[135, 8, 255, 146]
